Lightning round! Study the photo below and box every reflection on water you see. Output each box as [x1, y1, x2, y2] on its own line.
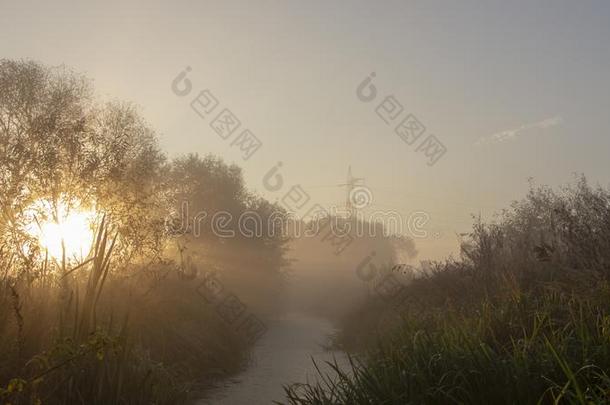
[199, 313, 349, 405]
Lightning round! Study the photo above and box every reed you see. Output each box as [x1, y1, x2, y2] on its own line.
[282, 178, 610, 404]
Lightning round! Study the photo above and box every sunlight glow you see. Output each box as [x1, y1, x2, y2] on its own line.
[24, 198, 97, 262]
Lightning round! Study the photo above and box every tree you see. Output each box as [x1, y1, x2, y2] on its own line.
[0, 59, 167, 274]
[167, 153, 290, 274]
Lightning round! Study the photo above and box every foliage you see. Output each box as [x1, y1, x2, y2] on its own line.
[0, 60, 283, 404]
[282, 178, 610, 404]
[0, 59, 168, 273]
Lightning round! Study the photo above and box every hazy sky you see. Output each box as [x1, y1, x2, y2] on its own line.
[3, 0, 610, 259]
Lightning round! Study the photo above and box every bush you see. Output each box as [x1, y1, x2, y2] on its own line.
[282, 177, 610, 404]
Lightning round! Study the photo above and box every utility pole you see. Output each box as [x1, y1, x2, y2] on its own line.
[340, 166, 364, 217]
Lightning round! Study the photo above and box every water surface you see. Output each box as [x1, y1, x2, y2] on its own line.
[199, 313, 348, 405]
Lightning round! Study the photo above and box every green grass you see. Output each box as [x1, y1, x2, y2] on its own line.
[0, 220, 253, 404]
[282, 178, 610, 404]
[284, 292, 610, 404]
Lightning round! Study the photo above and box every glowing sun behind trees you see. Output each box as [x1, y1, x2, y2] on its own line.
[23, 197, 98, 263]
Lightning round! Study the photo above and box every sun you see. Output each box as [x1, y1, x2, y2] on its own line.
[24, 198, 97, 262]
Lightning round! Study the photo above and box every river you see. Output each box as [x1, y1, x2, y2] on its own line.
[198, 312, 349, 405]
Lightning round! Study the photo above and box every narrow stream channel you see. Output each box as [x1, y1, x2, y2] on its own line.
[198, 312, 349, 405]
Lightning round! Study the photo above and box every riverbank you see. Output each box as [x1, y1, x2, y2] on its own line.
[282, 179, 610, 404]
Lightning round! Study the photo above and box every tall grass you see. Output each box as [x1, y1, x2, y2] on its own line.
[282, 177, 610, 404]
[0, 218, 252, 404]
[0, 59, 285, 404]
[285, 292, 610, 404]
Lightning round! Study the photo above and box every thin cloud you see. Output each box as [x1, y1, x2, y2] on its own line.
[475, 116, 563, 146]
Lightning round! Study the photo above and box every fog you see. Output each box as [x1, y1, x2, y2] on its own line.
[3, 2, 610, 404]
